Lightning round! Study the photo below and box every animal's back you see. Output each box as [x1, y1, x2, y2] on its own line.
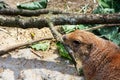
[92, 43, 120, 80]
[84, 41, 120, 80]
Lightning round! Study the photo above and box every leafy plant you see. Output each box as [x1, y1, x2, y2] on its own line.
[93, 0, 120, 13]
[31, 41, 50, 51]
[56, 42, 72, 60]
[61, 25, 78, 33]
[98, 27, 119, 39]
[17, 0, 48, 10]
[0, 1, 8, 9]
[111, 33, 120, 46]
[61, 25, 89, 33]
[93, 0, 120, 46]
[78, 68, 84, 76]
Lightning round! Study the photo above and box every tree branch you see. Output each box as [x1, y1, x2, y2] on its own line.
[85, 24, 120, 31]
[0, 37, 53, 56]
[0, 13, 120, 28]
[0, 8, 69, 16]
[46, 15, 77, 71]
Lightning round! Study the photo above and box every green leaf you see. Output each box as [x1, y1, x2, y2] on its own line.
[17, 0, 48, 10]
[102, 8, 115, 13]
[0, 1, 8, 9]
[93, 6, 103, 14]
[94, 0, 120, 13]
[98, 27, 119, 40]
[93, 7, 115, 14]
[113, 0, 120, 12]
[111, 33, 120, 46]
[31, 41, 50, 51]
[56, 42, 72, 60]
[77, 25, 88, 30]
[61, 25, 88, 33]
[98, 0, 110, 8]
[78, 68, 84, 76]
[61, 25, 77, 33]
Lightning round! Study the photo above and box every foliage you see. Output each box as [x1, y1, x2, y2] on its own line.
[98, 27, 119, 39]
[93, 0, 120, 13]
[17, 0, 48, 10]
[56, 42, 72, 60]
[111, 33, 120, 46]
[61, 25, 89, 33]
[31, 41, 50, 51]
[78, 68, 84, 76]
[93, 0, 120, 46]
[0, 1, 8, 9]
[61, 0, 120, 46]
[61, 25, 78, 33]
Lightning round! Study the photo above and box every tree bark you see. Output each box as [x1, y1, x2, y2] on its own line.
[0, 13, 120, 28]
[0, 8, 69, 16]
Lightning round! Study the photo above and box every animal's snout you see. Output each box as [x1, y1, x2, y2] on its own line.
[62, 35, 67, 41]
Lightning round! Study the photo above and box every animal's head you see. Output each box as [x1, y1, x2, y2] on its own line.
[62, 30, 98, 60]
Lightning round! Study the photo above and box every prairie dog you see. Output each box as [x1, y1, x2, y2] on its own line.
[63, 30, 120, 80]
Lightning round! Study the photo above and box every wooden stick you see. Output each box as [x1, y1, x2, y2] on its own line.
[46, 15, 77, 71]
[85, 24, 120, 31]
[0, 37, 53, 56]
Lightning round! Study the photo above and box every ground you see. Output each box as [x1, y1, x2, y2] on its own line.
[0, 0, 97, 80]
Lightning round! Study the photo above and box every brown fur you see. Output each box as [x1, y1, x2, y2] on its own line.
[63, 30, 120, 80]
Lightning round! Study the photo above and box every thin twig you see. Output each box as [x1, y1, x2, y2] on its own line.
[46, 15, 63, 41]
[0, 37, 53, 56]
[85, 24, 120, 31]
[30, 49, 43, 58]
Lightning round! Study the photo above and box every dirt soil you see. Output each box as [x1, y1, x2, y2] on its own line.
[0, 0, 97, 80]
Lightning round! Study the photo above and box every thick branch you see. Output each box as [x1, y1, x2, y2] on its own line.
[0, 13, 120, 28]
[0, 8, 69, 16]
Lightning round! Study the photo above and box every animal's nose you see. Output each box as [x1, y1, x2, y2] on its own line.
[62, 35, 67, 41]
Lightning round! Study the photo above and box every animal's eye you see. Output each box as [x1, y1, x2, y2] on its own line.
[72, 40, 81, 47]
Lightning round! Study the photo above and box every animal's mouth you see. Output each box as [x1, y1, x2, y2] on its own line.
[63, 44, 77, 66]
[63, 44, 82, 73]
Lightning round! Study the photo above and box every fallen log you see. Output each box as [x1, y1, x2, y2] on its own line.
[0, 8, 69, 16]
[0, 13, 120, 28]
